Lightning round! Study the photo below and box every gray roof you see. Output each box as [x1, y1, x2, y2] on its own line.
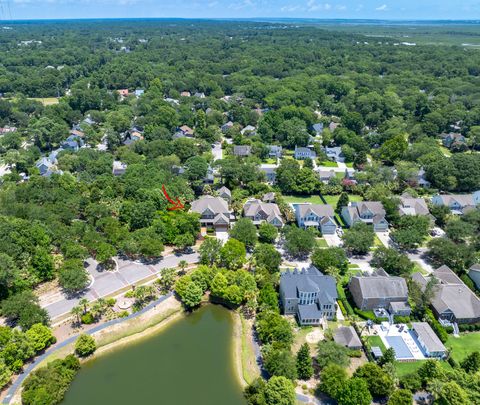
[243, 199, 283, 224]
[399, 194, 430, 216]
[435, 194, 475, 207]
[389, 301, 411, 311]
[412, 322, 446, 353]
[345, 201, 386, 223]
[217, 186, 231, 198]
[349, 270, 408, 300]
[298, 304, 323, 320]
[233, 145, 251, 156]
[191, 196, 229, 216]
[280, 266, 337, 301]
[297, 204, 334, 219]
[334, 326, 362, 349]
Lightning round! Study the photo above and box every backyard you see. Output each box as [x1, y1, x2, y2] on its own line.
[447, 332, 480, 362]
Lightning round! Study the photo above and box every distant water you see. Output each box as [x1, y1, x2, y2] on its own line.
[62, 305, 246, 405]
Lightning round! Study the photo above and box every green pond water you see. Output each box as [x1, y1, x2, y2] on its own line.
[62, 305, 247, 405]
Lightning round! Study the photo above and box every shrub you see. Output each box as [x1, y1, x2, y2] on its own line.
[75, 334, 96, 357]
[117, 310, 129, 318]
[425, 309, 448, 343]
[81, 312, 95, 325]
[348, 349, 362, 358]
[448, 356, 459, 369]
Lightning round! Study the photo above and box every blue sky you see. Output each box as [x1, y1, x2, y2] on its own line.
[2, 0, 480, 21]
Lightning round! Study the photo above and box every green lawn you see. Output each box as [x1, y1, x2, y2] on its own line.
[345, 162, 354, 168]
[447, 332, 480, 362]
[318, 160, 338, 167]
[395, 360, 451, 378]
[283, 195, 325, 205]
[262, 158, 277, 164]
[316, 238, 328, 248]
[322, 194, 363, 207]
[366, 335, 386, 353]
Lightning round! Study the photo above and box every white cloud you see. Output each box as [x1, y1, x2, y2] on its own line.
[375, 4, 388, 11]
[307, 1, 332, 11]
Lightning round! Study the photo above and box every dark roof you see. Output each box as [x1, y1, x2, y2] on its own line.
[280, 266, 337, 301]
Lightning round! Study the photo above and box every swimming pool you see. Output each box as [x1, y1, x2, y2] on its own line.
[385, 336, 414, 359]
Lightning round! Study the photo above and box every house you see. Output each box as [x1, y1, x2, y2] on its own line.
[388, 301, 412, 316]
[318, 170, 336, 184]
[243, 199, 283, 227]
[180, 91, 191, 97]
[0, 126, 17, 135]
[123, 131, 144, 146]
[233, 145, 251, 157]
[268, 145, 282, 158]
[117, 89, 129, 97]
[442, 133, 466, 148]
[324, 146, 344, 163]
[413, 266, 480, 324]
[112, 161, 128, 176]
[312, 123, 324, 135]
[221, 121, 234, 133]
[411, 322, 447, 359]
[279, 266, 337, 326]
[417, 168, 431, 188]
[334, 326, 362, 350]
[217, 186, 231, 202]
[294, 146, 316, 160]
[190, 195, 231, 231]
[295, 204, 337, 235]
[329, 122, 339, 132]
[35, 157, 53, 176]
[179, 125, 194, 137]
[348, 269, 410, 313]
[134, 89, 145, 97]
[262, 192, 276, 203]
[341, 201, 389, 231]
[469, 264, 480, 290]
[62, 135, 84, 151]
[398, 194, 432, 219]
[48, 148, 63, 164]
[203, 165, 214, 184]
[259, 165, 277, 184]
[193, 92, 206, 99]
[431, 192, 480, 215]
[240, 125, 256, 136]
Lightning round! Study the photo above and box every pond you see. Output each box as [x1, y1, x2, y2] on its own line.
[62, 305, 247, 405]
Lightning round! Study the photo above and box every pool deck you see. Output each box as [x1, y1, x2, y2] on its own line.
[373, 323, 425, 361]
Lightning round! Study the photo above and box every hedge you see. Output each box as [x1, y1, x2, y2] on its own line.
[425, 309, 448, 343]
[458, 323, 480, 332]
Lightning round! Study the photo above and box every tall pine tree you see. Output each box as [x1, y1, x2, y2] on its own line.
[296, 343, 313, 380]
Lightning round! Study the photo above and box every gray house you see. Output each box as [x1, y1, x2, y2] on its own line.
[334, 326, 362, 350]
[469, 264, 480, 290]
[411, 322, 447, 359]
[442, 133, 466, 149]
[259, 165, 277, 184]
[294, 146, 316, 160]
[295, 204, 337, 235]
[413, 266, 480, 324]
[190, 195, 231, 231]
[233, 145, 252, 157]
[431, 192, 480, 215]
[348, 269, 410, 312]
[268, 145, 282, 158]
[279, 266, 337, 326]
[398, 194, 433, 220]
[35, 157, 53, 176]
[217, 186, 231, 202]
[243, 199, 283, 227]
[341, 201, 389, 231]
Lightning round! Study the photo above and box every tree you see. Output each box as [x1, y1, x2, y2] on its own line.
[181, 281, 203, 308]
[283, 226, 316, 257]
[371, 247, 414, 276]
[71, 306, 83, 325]
[157, 268, 176, 293]
[377, 134, 408, 164]
[59, 259, 90, 294]
[317, 340, 350, 370]
[378, 347, 396, 367]
[75, 334, 96, 357]
[1, 291, 49, 330]
[342, 222, 375, 255]
[391, 215, 430, 250]
[255, 310, 293, 346]
[264, 376, 296, 405]
[296, 343, 313, 380]
[220, 238, 246, 270]
[317, 363, 348, 399]
[174, 233, 195, 251]
[258, 223, 278, 244]
[437, 381, 469, 405]
[445, 219, 476, 243]
[336, 377, 372, 405]
[460, 351, 480, 374]
[31, 247, 55, 282]
[199, 238, 222, 265]
[354, 363, 394, 398]
[387, 389, 413, 405]
[0, 359, 12, 390]
[427, 238, 475, 273]
[311, 247, 348, 273]
[336, 192, 349, 213]
[263, 346, 297, 380]
[254, 244, 282, 273]
[258, 284, 279, 311]
[25, 324, 55, 352]
[230, 218, 258, 248]
[95, 242, 116, 268]
[429, 204, 450, 227]
[0, 253, 21, 299]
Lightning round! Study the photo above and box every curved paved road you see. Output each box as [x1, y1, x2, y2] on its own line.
[3, 293, 174, 405]
[43, 252, 199, 320]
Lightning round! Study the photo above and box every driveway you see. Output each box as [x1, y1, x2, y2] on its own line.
[375, 231, 392, 248]
[42, 252, 199, 320]
[323, 234, 342, 247]
[215, 231, 229, 245]
[211, 142, 223, 161]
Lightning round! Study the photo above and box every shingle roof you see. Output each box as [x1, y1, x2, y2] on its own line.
[243, 199, 283, 224]
[334, 326, 362, 348]
[399, 194, 430, 216]
[297, 204, 334, 219]
[280, 266, 337, 301]
[412, 322, 446, 353]
[233, 145, 251, 156]
[349, 271, 408, 300]
[191, 196, 229, 216]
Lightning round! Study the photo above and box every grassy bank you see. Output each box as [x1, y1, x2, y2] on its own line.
[238, 314, 260, 385]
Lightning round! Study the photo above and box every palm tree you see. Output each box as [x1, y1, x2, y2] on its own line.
[178, 260, 188, 275]
[71, 306, 82, 325]
[79, 298, 89, 314]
